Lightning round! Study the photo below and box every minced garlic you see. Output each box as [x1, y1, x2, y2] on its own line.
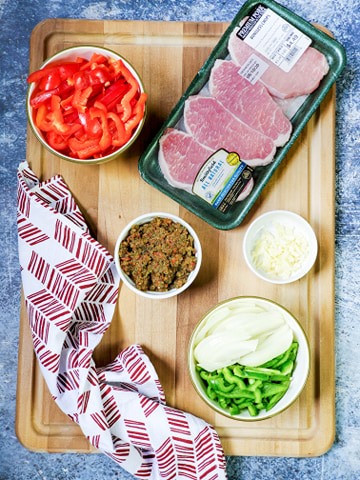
[251, 222, 309, 279]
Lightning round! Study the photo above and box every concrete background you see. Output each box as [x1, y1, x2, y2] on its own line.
[0, 0, 359, 478]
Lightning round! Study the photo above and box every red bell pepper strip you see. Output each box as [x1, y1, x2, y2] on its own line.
[27, 66, 59, 84]
[47, 96, 83, 137]
[117, 61, 141, 122]
[60, 93, 74, 109]
[73, 66, 110, 90]
[107, 58, 122, 77]
[62, 110, 80, 125]
[47, 95, 71, 134]
[39, 69, 61, 91]
[89, 106, 112, 151]
[57, 62, 83, 80]
[106, 111, 130, 147]
[30, 81, 73, 109]
[72, 85, 93, 114]
[94, 79, 130, 110]
[88, 66, 111, 86]
[79, 53, 108, 73]
[93, 100, 107, 112]
[68, 137, 102, 159]
[28, 62, 82, 87]
[78, 111, 102, 138]
[35, 104, 54, 132]
[124, 92, 147, 135]
[73, 71, 90, 91]
[46, 131, 69, 151]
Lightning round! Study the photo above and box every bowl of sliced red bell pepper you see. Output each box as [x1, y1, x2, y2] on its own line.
[26, 45, 147, 164]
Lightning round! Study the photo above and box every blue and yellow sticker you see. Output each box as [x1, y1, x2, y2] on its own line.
[192, 149, 253, 213]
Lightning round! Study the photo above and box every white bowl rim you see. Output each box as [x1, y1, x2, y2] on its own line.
[242, 209, 318, 284]
[114, 212, 202, 299]
[26, 45, 146, 164]
[188, 295, 311, 421]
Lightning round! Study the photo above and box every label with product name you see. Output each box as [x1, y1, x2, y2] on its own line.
[237, 4, 312, 73]
[192, 149, 253, 213]
[237, 53, 269, 84]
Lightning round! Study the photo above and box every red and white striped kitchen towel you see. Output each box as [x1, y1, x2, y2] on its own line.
[17, 161, 227, 480]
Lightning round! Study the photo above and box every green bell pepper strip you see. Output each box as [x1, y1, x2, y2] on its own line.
[235, 399, 253, 409]
[247, 404, 259, 417]
[199, 370, 219, 381]
[229, 404, 240, 415]
[242, 370, 269, 381]
[197, 341, 298, 417]
[245, 366, 282, 376]
[265, 391, 288, 411]
[206, 385, 217, 400]
[218, 396, 229, 410]
[259, 341, 298, 369]
[233, 365, 245, 378]
[222, 367, 247, 389]
[262, 381, 290, 398]
[253, 388, 263, 404]
[247, 379, 262, 392]
[213, 388, 256, 399]
[209, 377, 235, 393]
[270, 373, 290, 382]
[280, 359, 295, 375]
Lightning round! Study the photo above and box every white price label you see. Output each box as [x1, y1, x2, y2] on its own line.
[238, 5, 312, 73]
[237, 53, 269, 84]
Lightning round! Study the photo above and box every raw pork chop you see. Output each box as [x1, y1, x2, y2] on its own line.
[159, 128, 213, 192]
[158, 128, 254, 200]
[184, 95, 276, 167]
[209, 59, 292, 146]
[228, 28, 329, 99]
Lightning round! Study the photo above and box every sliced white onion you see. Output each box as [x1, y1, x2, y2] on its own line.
[212, 311, 285, 339]
[194, 333, 258, 372]
[193, 300, 294, 370]
[194, 307, 232, 345]
[238, 323, 293, 367]
[194, 301, 266, 345]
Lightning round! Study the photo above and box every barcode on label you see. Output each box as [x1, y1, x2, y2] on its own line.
[285, 46, 299, 62]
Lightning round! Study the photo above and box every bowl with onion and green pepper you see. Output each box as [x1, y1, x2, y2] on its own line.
[188, 296, 310, 421]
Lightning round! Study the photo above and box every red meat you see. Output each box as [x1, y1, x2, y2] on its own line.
[158, 128, 254, 200]
[209, 59, 292, 146]
[228, 28, 329, 99]
[184, 95, 276, 167]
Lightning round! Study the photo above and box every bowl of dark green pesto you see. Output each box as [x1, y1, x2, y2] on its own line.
[114, 212, 202, 299]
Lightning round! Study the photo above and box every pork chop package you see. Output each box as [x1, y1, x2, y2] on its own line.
[139, 0, 346, 230]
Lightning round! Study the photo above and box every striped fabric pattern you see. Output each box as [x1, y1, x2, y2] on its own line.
[17, 162, 227, 479]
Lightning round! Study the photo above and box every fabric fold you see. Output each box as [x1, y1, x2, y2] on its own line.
[17, 161, 227, 480]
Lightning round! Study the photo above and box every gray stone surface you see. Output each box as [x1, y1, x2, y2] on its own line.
[0, 0, 359, 478]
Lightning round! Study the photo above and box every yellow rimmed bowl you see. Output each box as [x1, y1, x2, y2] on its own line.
[188, 296, 310, 421]
[26, 45, 147, 165]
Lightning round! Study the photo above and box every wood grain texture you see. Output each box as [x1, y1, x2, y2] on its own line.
[16, 18, 335, 457]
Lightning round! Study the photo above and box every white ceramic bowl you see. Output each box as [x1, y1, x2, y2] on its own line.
[243, 210, 318, 284]
[114, 212, 202, 299]
[188, 296, 310, 421]
[26, 45, 146, 165]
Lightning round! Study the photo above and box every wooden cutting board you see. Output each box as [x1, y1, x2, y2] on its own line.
[16, 18, 335, 457]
